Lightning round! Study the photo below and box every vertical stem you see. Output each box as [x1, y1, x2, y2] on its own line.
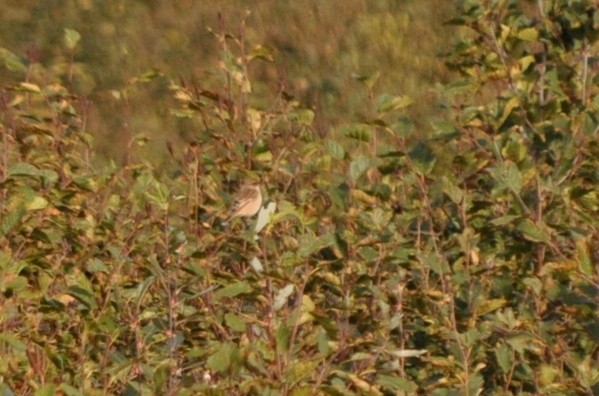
[581, 40, 589, 104]
[164, 210, 179, 395]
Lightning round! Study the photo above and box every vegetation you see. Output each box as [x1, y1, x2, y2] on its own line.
[1, 1, 598, 395]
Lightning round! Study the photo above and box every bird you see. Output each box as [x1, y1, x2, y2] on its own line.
[225, 182, 262, 222]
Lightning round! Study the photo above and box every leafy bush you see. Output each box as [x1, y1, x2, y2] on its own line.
[1, 1, 598, 395]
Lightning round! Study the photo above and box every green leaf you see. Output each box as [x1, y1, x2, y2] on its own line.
[287, 362, 321, 387]
[5, 276, 28, 292]
[64, 28, 81, 50]
[376, 375, 417, 392]
[467, 373, 484, 395]
[497, 97, 520, 128]
[342, 123, 372, 142]
[298, 232, 336, 257]
[25, 195, 48, 211]
[18, 82, 42, 93]
[73, 175, 99, 192]
[490, 214, 520, 226]
[495, 344, 513, 373]
[59, 384, 85, 396]
[0, 206, 25, 236]
[477, 298, 506, 316]
[352, 71, 380, 89]
[249, 44, 274, 61]
[0, 332, 27, 352]
[489, 161, 522, 193]
[522, 277, 542, 296]
[408, 142, 436, 175]
[349, 156, 372, 181]
[519, 55, 536, 72]
[86, 258, 108, 273]
[517, 27, 538, 41]
[135, 276, 155, 306]
[0, 48, 26, 73]
[290, 109, 314, 126]
[517, 219, 550, 243]
[68, 285, 98, 309]
[391, 117, 414, 137]
[9, 162, 43, 177]
[376, 93, 413, 114]
[317, 329, 330, 354]
[325, 139, 345, 160]
[420, 253, 449, 275]
[502, 137, 527, 163]
[35, 384, 57, 396]
[144, 181, 170, 210]
[276, 323, 291, 353]
[214, 282, 253, 299]
[441, 176, 464, 204]
[431, 120, 460, 140]
[224, 313, 247, 332]
[576, 238, 593, 276]
[206, 342, 239, 373]
[507, 333, 535, 354]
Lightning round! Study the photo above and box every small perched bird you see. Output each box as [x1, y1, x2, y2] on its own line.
[226, 182, 262, 222]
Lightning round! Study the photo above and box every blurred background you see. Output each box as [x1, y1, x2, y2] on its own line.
[0, 0, 456, 162]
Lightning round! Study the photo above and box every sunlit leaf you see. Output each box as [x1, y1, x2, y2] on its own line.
[64, 28, 81, 50]
[388, 349, 428, 358]
[18, 82, 42, 93]
[497, 97, 520, 128]
[517, 27, 538, 41]
[255, 201, 276, 233]
[477, 298, 506, 316]
[249, 44, 274, 62]
[519, 55, 535, 72]
[25, 195, 48, 211]
[274, 284, 295, 311]
[249, 256, 264, 273]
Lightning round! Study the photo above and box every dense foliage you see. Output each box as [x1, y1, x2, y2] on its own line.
[1, 1, 598, 395]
